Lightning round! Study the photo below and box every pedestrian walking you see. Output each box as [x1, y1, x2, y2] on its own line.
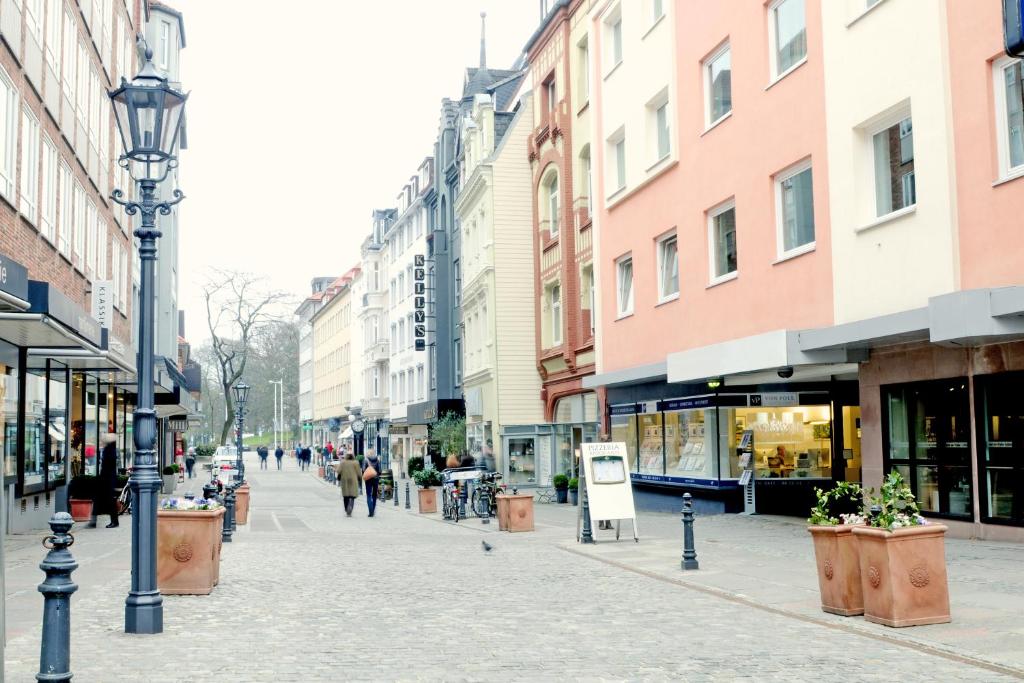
[87, 433, 119, 528]
[361, 448, 382, 517]
[275, 445, 284, 470]
[335, 452, 362, 517]
[185, 447, 196, 479]
[258, 445, 268, 470]
[302, 445, 312, 471]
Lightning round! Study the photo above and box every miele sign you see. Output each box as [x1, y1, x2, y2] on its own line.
[0, 252, 29, 302]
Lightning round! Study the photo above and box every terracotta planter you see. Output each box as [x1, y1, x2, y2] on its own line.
[318, 466, 325, 478]
[496, 495, 510, 530]
[852, 524, 951, 627]
[162, 474, 177, 494]
[418, 487, 438, 514]
[69, 499, 93, 522]
[496, 494, 534, 532]
[235, 484, 250, 525]
[157, 508, 225, 595]
[808, 525, 864, 616]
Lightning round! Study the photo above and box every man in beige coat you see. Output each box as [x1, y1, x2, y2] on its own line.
[335, 453, 362, 517]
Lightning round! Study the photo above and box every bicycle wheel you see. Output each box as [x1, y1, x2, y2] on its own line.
[471, 490, 485, 517]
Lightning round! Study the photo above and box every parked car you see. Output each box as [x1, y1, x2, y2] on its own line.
[211, 447, 239, 481]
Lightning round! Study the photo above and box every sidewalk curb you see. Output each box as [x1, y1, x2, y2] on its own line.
[561, 543, 1024, 681]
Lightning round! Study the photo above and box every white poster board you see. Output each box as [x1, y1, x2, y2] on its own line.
[580, 442, 638, 542]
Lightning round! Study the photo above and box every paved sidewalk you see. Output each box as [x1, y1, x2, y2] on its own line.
[3, 458, 1021, 681]
[528, 503, 1024, 678]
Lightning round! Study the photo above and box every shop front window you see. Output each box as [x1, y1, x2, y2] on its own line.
[977, 374, 1023, 524]
[610, 411, 638, 471]
[638, 413, 664, 474]
[467, 422, 493, 471]
[664, 409, 714, 478]
[507, 437, 536, 485]
[720, 405, 832, 480]
[1, 341, 19, 483]
[47, 365, 68, 488]
[884, 380, 972, 519]
[23, 369, 47, 489]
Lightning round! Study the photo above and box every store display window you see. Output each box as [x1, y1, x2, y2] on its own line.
[638, 413, 664, 474]
[883, 379, 972, 519]
[506, 436, 536, 485]
[610, 409, 639, 471]
[720, 404, 832, 480]
[467, 421, 493, 470]
[1, 340, 19, 484]
[21, 360, 69, 493]
[664, 409, 715, 478]
[977, 373, 1023, 525]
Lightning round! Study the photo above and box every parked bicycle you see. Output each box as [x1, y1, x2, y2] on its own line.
[471, 471, 502, 518]
[442, 480, 461, 522]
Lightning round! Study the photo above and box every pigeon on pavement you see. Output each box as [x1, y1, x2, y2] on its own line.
[481, 540, 493, 553]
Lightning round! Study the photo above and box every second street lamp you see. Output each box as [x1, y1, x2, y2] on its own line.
[233, 383, 250, 482]
[108, 48, 188, 635]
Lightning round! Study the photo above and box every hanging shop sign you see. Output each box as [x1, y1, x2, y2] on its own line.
[91, 280, 114, 330]
[167, 416, 189, 432]
[414, 254, 426, 351]
[0, 251, 29, 307]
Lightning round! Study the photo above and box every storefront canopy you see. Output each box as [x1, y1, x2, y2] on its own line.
[0, 251, 29, 311]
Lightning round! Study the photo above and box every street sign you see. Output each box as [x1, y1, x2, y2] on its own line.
[1006, 0, 1024, 56]
[414, 254, 426, 351]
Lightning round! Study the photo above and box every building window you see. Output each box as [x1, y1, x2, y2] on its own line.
[607, 129, 626, 195]
[769, 0, 807, 79]
[40, 135, 58, 243]
[652, 0, 664, 23]
[605, 6, 623, 73]
[883, 379, 972, 519]
[616, 255, 634, 317]
[454, 338, 462, 386]
[407, 372, 414, 405]
[651, 97, 670, 161]
[872, 115, 916, 217]
[546, 77, 557, 113]
[994, 57, 1024, 178]
[0, 66, 16, 200]
[57, 162, 72, 256]
[546, 170, 559, 236]
[657, 233, 678, 302]
[704, 43, 732, 127]
[550, 284, 562, 346]
[577, 38, 589, 103]
[20, 108, 40, 223]
[159, 20, 171, 69]
[709, 202, 738, 282]
[416, 365, 424, 401]
[976, 372, 1024, 525]
[776, 161, 815, 256]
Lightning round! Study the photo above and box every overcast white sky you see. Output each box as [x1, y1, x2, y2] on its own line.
[172, 0, 539, 342]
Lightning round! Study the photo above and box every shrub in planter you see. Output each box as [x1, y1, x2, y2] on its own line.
[807, 482, 865, 616]
[568, 477, 579, 506]
[68, 475, 98, 521]
[162, 465, 176, 476]
[408, 456, 425, 477]
[161, 465, 177, 494]
[553, 473, 569, 504]
[853, 471, 950, 627]
[413, 467, 443, 514]
[413, 468, 443, 488]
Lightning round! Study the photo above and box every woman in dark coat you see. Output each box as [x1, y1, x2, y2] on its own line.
[336, 453, 362, 517]
[88, 433, 119, 528]
[361, 448, 382, 517]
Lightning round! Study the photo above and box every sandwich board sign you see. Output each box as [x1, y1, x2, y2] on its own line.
[580, 442, 639, 542]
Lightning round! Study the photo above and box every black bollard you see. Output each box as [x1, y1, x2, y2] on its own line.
[405, 482, 411, 510]
[579, 468, 594, 544]
[37, 512, 78, 683]
[394, 481, 399, 507]
[228, 483, 238, 532]
[480, 487, 490, 525]
[222, 486, 234, 543]
[681, 493, 699, 570]
[202, 481, 218, 501]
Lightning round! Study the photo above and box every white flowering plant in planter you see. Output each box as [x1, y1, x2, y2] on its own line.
[866, 471, 928, 531]
[161, 496, 222, 511]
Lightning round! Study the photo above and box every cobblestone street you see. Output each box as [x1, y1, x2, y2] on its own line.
[3, 456, 1020, 681]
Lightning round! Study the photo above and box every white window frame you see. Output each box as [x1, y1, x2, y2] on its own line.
[25, 0, 43, 43]
[86, 197, 97, 279]
[547, 171, 559, 236]
[159, 20, 171, 69]
[606, 127, 626, 197]
[96, 219, 107, 279]
[656, 231, 679, 303]
[57, 161, 72, 256]
[651, 0, 664, 25]
[40, 133, 57, 243]
[774, 159, 816, 259]
[62, 11, 76, 100]
[44, 0, 61, 70]
[768, 0, 807, 83]
[73, 180, 85, 266]
[577, 37, 589, 104]
[603, 5, 623, 76]
[550, 283, 562, 346]
[648, 89, 671, 163]
[994, 55, 1024, 181]
[0, 65, 18, 201]
[865, 108, 915, 221]
[703, 42, 732, 130]
[546, 77, 557, 113]
[615, 254, 634, 318]
[19, 107, 41, 224]
[707, 199, 738, 285]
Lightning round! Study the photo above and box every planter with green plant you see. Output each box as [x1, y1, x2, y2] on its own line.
[429, 412, 466, 468]
[67, 475, 97, 521]
[161, 465, 177, 494]
[568, 477, 579, 506]
[413, 467, 443, 514]
[553, 474, 569, 504]
[807, 481, 865, 616]
[852, 471, 950, 627]
[407, 456, 425, 478]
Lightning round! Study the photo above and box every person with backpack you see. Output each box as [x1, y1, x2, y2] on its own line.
[275, 445, 284, 470]
[258, 445, 269, 470]
[361, 447, 383, 517]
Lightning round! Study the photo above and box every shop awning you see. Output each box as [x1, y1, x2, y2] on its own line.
[339, 426, 353, 440]
[27, 346, 135, 375]
[0, 313, 106, 352]
[0, 252, 30, 312]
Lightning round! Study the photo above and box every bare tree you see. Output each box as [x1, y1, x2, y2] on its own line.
[203, 270, 289, 445]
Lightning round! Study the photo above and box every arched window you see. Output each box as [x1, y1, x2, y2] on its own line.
[579, 145, 592, 209]
[539, 165, 560, 237]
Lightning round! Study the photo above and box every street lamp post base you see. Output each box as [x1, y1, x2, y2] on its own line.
[125, 592, 164, 634]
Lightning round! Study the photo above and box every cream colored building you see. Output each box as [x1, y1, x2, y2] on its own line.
[455, 90, 543, 477]
[311, 268, 358, 446]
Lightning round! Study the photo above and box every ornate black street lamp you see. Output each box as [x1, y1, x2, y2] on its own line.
[233, 382, 250, 482]
[108, 48, 187, 635]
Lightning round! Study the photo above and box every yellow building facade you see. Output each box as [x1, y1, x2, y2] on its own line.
[311, 269, 358, 446]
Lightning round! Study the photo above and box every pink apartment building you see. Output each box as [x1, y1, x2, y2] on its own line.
[586, 0, 1024, 537]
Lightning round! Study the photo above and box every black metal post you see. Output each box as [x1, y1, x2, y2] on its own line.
[36, 512, 78, 683]
[235, 406, 245, 483]
[405, 481, 411, 509]
[579, 459, 594, 544]
[681, 492, 699, 570]
[115, 176, 181, 635]
[229, 482, 238, 532]
[480, 485, 490, 525]
[394, 481, 399, 507]
[222, 485, 234, 543]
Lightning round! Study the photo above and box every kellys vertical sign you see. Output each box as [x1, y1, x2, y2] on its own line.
[414, 254, 426, 351]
